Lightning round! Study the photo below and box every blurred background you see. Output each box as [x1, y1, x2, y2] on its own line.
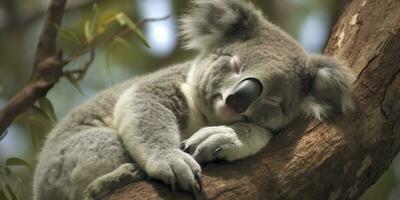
[0, 0, 398, 199]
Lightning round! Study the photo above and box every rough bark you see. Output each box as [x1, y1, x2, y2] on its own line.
[108, 0, 400, 199]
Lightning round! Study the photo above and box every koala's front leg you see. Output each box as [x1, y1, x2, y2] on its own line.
[182, 123, 273, 163]
[114, 87, 201, 193]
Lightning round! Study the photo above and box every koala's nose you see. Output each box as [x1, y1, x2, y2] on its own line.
[225, 78, 263, 113]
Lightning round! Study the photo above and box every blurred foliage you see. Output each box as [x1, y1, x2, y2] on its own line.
[0, 157, 32, 200]
[0, 0, 398, 200]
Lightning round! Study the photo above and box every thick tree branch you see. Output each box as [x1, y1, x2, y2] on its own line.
[107, 0, 400, 199]
[0, 0, 67, 135]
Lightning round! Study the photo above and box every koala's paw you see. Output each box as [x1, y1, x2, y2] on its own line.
[145, 149, 202, 196]
[182, 126, 242, 163]
[83, 163, 145, 200]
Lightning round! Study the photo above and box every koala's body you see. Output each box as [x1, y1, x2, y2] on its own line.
[33, 0, 354, 199]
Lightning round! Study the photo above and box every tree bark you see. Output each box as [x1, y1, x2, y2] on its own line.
[107, 0, 400, 199]
[0, 0, 67, 135]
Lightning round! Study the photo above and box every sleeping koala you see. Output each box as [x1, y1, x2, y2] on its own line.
[33, 0, 354, 199]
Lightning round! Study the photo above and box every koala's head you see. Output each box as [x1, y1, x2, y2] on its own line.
[182, 0, 354, 130]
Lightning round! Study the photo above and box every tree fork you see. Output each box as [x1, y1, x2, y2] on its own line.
[107, 0, 400, 199]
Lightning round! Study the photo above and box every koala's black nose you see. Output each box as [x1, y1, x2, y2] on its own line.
[225, 78, 263, 113]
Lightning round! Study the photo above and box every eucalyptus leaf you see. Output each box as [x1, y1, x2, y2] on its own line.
[113, 36, 133, 49]
[88, 3, 100, 41]
[65, 75, 85, 96]
[14, 178, 21, 200]
[0, 188, 8, 200]
[4, 166, 12, 177]
[84, 20, 94, 42]
[38, 98, 57, 122]
[4, 184, 17, 200]
[5, 158, 32, 171]
[98, 11, 118, 34]
[115, 13, 150, 48]
[54, 24, 81, 44]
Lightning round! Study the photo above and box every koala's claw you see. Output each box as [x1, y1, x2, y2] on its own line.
[184, 126, 241, 163]
[170, 178, 176, 194]
[191, 184, 201, 200]
[181, 140, 196, 154]
[145, 149, 202, 194]
[195, 171, 203, 191]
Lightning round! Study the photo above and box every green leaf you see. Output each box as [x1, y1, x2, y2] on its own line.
[3, 166, 12, 177]
[93, 3, 101, 16]
[84, 20, 94, 42]
[115, 13, 150, 48]
[65, 75, 85, 96]
[0, 188, 8, 200]
[98, 11, 118, 34]
[38, 98, 57, 122]
[90, 4, 100, 36]
[5, 184, 17, 200]
[113, 36, 133, 49]
[5, 158, 32, 171]
[29, 105, 55, 127]
[14, 178, 21, 200]
[54, 24, 81, 44]
[105, 47, 114, 84]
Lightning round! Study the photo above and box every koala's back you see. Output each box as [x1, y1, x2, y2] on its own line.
[34, 62, 190, 200]
[43, 62, 189, 146]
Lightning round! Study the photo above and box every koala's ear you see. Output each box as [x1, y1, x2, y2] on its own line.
[301, 55, 355, 120]
[180, 0, 263, 51]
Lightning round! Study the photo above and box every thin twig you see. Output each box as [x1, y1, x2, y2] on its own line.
[63, 50, 95, 82]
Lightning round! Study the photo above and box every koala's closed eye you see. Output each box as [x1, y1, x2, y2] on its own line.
[264, 96, 282, 106]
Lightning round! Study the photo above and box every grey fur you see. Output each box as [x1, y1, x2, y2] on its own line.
[33, 0, 354, 199]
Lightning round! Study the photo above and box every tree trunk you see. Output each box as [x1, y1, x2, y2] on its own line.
[108, 0, 400, 199]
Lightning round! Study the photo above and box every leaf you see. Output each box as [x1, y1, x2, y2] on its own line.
[93, 3, 101, 16]
[0, 188, 8, 200]
[65, 75, 85, 96]
[113, 36, 133, 49]
[84, 20, 94, 42]
[98, 11, 118, 34]
[84, 3, 102, 42]
[3, 166, 12, 177]
[14, 178, 21, 200]
[54, 24, 81, 44]
[5, 158, 32, 171]
[24, 123, 38, 151]
[30, 105, 55, 127]
[38, 98, 57, 122]
[90, 4, 100, 37]
[115, 13, 150, 48]
[4, 184, 17, 200]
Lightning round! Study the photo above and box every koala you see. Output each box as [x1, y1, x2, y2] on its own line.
[33, 0, 354, 199]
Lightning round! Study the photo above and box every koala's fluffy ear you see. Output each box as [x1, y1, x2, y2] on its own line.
[302, 55, 355, 120]
[180, 0, 263, 50]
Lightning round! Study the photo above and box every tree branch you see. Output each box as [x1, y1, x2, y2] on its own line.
[107, 0, 400, 199]
[0, 0, 168, 136]
[0, 0, 67, 135]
